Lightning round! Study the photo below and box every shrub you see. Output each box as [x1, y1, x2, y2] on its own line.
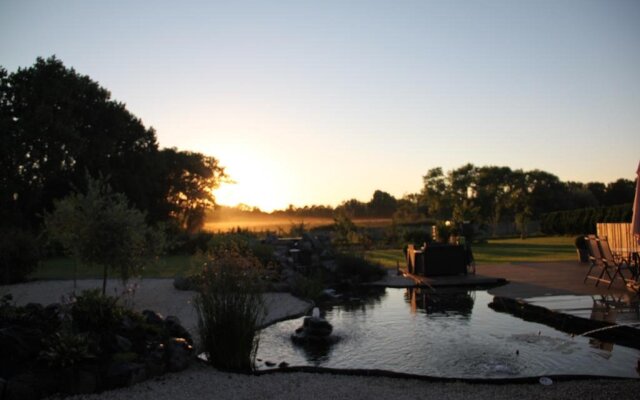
[194, 252, 265, 371]
[39, 331, 95, 368]
[71, 289, 124, 334]
[0, 228, 40, 284]
[334, 253, 386, 284]
[290, 269, 325, 301]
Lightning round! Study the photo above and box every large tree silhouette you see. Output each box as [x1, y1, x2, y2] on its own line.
[1, 56, 224, 231]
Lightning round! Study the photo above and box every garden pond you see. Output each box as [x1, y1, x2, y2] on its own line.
[256, 288, 640, 379]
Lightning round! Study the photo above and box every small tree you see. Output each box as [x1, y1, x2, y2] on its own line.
[45, 175, 163, 295]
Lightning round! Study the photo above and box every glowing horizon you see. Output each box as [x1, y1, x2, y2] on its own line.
[2, 0, 639, 212]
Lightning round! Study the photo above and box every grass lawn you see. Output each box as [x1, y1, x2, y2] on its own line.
[32, 254, 200, 280]
[32, 236, 577, 280]
[365, 236, 577, 268]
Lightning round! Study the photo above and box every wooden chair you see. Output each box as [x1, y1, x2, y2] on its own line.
[584, 235, 614, 286]
[598, 236, 632, 289]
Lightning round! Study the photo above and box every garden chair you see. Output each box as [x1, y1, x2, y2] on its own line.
[598, 236, 633, 289]
[584, 235, 614, 286]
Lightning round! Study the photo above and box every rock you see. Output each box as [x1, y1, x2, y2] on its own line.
[142, 310, 164, 325]
[106, 362, 147, 388]
[164, 316, 192, 344]
[165, 338, 193, 372]
[114, 335, 133, 352]
[143, 343, 166, 377]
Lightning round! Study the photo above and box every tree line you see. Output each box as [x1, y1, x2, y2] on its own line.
[1, 57, 226, 234]
[254, 164, 636, 234]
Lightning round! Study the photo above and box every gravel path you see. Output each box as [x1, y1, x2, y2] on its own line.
[0, 278, 313, 342]
[51, 364, 640, 400]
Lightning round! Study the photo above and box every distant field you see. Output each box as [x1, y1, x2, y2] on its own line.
[204, 217, 392, 233]
[366, 236, 577, 268]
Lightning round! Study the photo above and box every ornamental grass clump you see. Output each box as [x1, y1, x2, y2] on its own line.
[194, 251, 265, 371]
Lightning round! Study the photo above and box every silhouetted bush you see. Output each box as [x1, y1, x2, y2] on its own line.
[334, 253, 386, 284]
[194, 252, 265, 371]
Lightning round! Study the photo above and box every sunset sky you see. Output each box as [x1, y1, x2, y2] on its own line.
[2, 0, 639, 211]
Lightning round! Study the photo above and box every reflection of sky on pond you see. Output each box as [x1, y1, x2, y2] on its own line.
[257, 289, 640, 378]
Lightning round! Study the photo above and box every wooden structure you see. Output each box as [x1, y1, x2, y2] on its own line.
[596, 223, 640, 254]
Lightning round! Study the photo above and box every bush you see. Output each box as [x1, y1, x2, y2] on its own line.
[194, 252, 265, 371]
[71, 289, 124, 333]
[0, 228, 40, 284]
[541, 204, 632, 235]
[334, 253, 386, 284]
[290, 270, 325, 301]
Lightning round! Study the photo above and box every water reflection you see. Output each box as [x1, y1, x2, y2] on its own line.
[405, 288, 475, 316]
[257, 289, 640, 378]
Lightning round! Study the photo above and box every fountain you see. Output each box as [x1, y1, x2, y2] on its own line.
[291, 307, 336, 344]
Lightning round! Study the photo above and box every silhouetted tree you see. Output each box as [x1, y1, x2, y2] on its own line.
[1, 57, 225, 233]
[367, 190, 397, 217]
[604, 178, 635, 206]
[44, 175, 163, 295]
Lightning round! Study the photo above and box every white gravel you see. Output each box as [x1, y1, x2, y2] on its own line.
[0, 278, 313, 343]
[51, 364, 640, 400]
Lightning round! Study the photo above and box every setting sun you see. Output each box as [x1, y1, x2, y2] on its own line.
[213, 150, 295, 212]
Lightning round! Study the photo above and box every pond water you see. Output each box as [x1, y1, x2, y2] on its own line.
[257, 288, 640, 379]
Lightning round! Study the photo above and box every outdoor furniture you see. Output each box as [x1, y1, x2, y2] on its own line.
[406, 243, 470, 277]
[420, 244, 467, 277]
[598, 236, 633, 288]
[584, 235, 615, 286]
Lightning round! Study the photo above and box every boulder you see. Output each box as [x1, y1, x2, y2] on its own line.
[165, 316, 192, 344]
[165, 338, 193, 372]
[142, 310, 164, 325]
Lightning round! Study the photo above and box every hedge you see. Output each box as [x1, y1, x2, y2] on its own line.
[540, 203, 632, 235]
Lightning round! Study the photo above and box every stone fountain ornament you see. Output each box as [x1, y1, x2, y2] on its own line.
[291, 307, 338, 344]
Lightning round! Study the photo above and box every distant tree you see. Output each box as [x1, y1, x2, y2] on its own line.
[419, 167, 450, 219]
[586, 182, 607, 206]
[475, 166, 513, 235]
[367, 190, 397, 217]
[604, 178, 635, 206]
[44, 175, 163, 295]
[564, 181, 598, 209]
[393, 193, 422, 222]
[158, 149, 226, 233]
[336, 199, 368, 218]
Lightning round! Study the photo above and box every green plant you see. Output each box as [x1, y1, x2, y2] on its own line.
[194, 251, 265, 371]
[71, 289, 124, 333]
[44, 174, 164, 295]
[290, 270, 325, 301]
[335, 253, 386, 283]
[40, 331, 95, 368]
